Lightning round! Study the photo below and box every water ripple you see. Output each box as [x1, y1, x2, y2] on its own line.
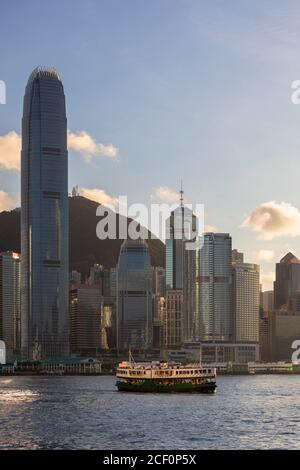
[0, 375, 300, 449]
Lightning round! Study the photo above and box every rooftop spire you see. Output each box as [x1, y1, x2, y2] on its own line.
[180, 179, 184, 207]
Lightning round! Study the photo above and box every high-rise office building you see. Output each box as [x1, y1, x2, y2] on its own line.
[153, 267, 166, 297]
[260, 290, 274, 312]
[70, 286, 102, 355]
[116, 239, 153, 351]
[21, 67, 69, 360]
[269, 310, 300, 361]
[70, 270, 82, 286]
[110, 268, 117, 297]
[163, 289, 183, 348]
[274, 252, 300, 309]
[232, 263, 260, 342]
[152, 267, 166, 348]
[100, 300, 115, 350]
[0, 252, 21, 359]
[232, 249, 244, 265]
[87, 264, 110, 296]
[199, 233, 232, 342]
[165, 201, 198, 342]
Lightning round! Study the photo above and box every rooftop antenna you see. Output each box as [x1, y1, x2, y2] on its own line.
[180, 179, 184, 207]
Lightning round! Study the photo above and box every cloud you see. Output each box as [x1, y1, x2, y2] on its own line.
[80, 188, 118, 207]
[151, 186, 179, 204]
[205, 224, 217, 233]
[255, 249, 275, 262]
[68, 130, 118, 162]
[0, 130, 118, 172]
[260, 271, 275, 291]
[242, 201, 300, 240]
[0, 131, 21, 171]
[0, 191, 19, 211]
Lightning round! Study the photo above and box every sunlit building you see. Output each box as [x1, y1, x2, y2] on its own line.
[232, 263, 260, 342]
[164, 289, 183, 348]
[199, 233, 232, 342]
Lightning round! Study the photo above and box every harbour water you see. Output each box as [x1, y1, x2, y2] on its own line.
[0, 375, 299, 449]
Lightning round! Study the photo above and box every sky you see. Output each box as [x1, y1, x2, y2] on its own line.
[1, 0, 300, 289]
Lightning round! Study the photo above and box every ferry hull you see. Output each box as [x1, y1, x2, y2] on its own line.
[116, 380, 217, 394]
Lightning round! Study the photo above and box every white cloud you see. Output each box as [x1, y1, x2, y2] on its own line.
[80, 188, 118, 207]
[0, 191, 19, 211]
[242, 201, 300, 240]
[0, 131, 21, 171]
[0, 130, 118, 172]
[151, 186, 179, 204]
[68, 130, 118, 162]
[205, 224, 217, 233]
[255, 249, 275, 262]
[260, 271, 275, 291]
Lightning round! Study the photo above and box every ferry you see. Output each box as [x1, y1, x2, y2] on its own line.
[116, 359, 217, 393]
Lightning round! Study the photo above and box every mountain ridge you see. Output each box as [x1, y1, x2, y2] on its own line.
[0, 196, 165, 278]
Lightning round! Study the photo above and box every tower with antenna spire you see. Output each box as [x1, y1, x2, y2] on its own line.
[165, 182, 199, 343]
[180, 180, 184, 207]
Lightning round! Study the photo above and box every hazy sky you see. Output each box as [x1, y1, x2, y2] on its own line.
[1, 0, 300, 288]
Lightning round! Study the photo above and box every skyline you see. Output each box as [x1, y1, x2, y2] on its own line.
[2, 1, 300, 289]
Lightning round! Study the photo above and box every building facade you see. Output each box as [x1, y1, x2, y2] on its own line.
[165, 205, 198, 342]
[163, 289, 183, 348]
[87, 264, 111, 296]
[21, 67, 69, 360]
[274, 252, 300, 309]
[269, 310, 300, 361]
[260, 290, 274, 312]
[116, 239, 153, 351]
[70, 286, 102, 355]
[232, 249, 244, 265]
[0, 252, 21, 359]
[232, 263, 260, 343]
[199, 233, 232, 342]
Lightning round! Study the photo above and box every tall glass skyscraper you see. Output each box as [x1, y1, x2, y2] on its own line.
[165, 205, 198, 342]
[21, 67, 69, 360]
[116, 239, 153, 351]
[199, 233, 232, 342]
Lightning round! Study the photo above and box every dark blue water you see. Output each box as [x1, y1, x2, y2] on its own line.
[0, 375, 299, 449]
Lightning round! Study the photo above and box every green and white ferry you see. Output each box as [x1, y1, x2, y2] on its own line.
[116, 359, 217, 393]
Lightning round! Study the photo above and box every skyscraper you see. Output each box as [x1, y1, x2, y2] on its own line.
[165, 202, 198, 342]
[0, 252, 21, 360]
[232, 263, 260, 342]
[164, 289, 183, 348]
[260, 290, 274, 312]
[232, 249, 244, 265]
[116, 239, 153, 351]
[70, 286, 102, 356]
[274, 252, 300, 309]
[199, 233, 232, 342]
[21, 67, 69, 360]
